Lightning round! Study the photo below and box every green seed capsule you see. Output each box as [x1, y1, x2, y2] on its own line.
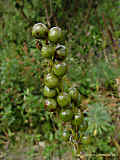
[72, 112, 84, 126]
[81, 136, 91, 144]
[44, 73, 59, 88]
[62, 129, 70, 141]
[44, 98, 57, 110]
[48, 27, 63, 43]
[69, 87, 79, 102]
[60, 109, 73, 122]
[41, 121, 52, 133]
[53, 61, 67, 77]
[32, 23, 48, 39]
[41, 45, 55, 58]
[43, 86, 56, 98]
[57, 92, 71, 107]
[56, 45, 67, 60]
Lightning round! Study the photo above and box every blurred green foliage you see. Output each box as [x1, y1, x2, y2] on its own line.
[0, 0, 120, 159]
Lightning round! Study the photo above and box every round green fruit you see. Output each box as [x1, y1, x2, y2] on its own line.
[44, 98, 57, 110]
[43, 86, 56, 98]
[57, 92, 71, 107]
[60, 109, 73, 122]
[32, 23, 48, 39]
[62, 129, 70, 141]
[56, 45, 67, 59]
[69, 87, 79, 102]
[81, 136, 91, 145]
[72, 112, 84, 126]
[41, 121, 52, 133]
[48, 27, 63, 43]
[53, 61, 67, 77]
[41, 44, 55, 58]
[44, 73, 59, 88]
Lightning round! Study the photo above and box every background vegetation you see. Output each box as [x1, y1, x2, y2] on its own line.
[0, 0, 120, 159]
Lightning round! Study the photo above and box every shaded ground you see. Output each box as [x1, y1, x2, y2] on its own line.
[0, 141, 74, 160]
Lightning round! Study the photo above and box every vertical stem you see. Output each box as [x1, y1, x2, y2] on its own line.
[113, 138, 120, 154]
[42, 0, 51, 28]
[102, 13, 118, 60]
[85, 0, 93, 25]
[94, 7, 109, 62]
[50, 0, 53, 18]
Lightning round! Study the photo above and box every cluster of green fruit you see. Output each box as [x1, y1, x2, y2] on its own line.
[32, 23, 88, 143]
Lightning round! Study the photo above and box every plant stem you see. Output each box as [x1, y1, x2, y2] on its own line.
[42, 0, 51, 28]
